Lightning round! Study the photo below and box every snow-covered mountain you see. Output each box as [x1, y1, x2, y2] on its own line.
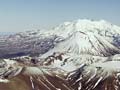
[1, 19, 120, 58]
[1, 19, 120, 90]
[41, 31, 120, 58]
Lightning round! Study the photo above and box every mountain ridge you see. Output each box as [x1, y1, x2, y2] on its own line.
[1, 19, 120, 90]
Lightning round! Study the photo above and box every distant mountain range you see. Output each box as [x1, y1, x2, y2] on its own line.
[0, 32, 15, 35]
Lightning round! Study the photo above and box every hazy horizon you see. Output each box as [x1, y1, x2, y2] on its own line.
[0, 0, 120, 32]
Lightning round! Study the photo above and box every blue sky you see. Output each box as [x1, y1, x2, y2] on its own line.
[0, 0, 120, 32]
